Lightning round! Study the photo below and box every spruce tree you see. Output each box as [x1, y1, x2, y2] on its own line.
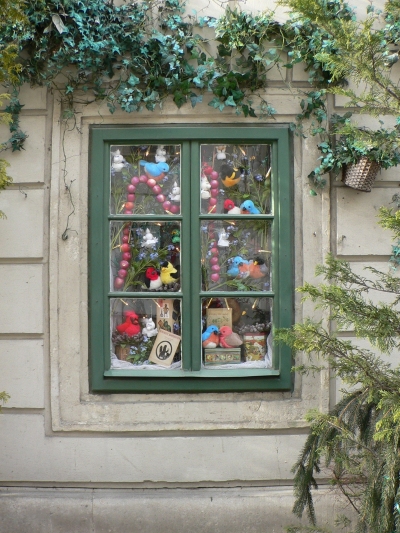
[277, 209, 400, 533]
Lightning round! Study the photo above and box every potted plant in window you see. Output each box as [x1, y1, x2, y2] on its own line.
[309, 119, 400, 192]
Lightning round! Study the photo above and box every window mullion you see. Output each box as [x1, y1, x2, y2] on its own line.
[189, 141, 202, 371]
[181, 141, 194, 371]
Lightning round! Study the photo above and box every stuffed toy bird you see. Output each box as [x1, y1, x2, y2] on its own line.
[227, 256, 249, 278]
[223, 199, 241, 214]
[140, 160, 169, 181]
[249, 257, 268, 279]
[220, 164, 242, 188]
[116, 311, 141, 336]
[202, 325, 220, 348]
[219, 326, 243, 348]
[144, 267, 162, 290]
[160, 261, 179, 285]
[240, 200, 260, 214]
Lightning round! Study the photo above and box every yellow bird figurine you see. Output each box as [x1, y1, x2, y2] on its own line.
[160, 261, 179, 285]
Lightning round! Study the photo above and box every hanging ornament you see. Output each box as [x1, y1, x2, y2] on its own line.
[112, 149, 125, 172]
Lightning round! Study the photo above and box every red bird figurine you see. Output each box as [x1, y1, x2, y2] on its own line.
[223, 199, 241, 214]
[144, 267, 162, 290]
[116, 311, 141, 336]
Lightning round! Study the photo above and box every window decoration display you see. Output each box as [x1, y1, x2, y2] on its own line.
[90, 126, 292, 392]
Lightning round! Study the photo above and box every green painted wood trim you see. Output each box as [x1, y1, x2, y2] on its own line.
[89, 125, 293, 393]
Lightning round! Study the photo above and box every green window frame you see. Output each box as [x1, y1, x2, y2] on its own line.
[89, 125, 293, 393]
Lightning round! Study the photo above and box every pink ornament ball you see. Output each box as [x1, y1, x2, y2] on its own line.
[139, 175, 148, 183]
[210, 256, 219, 265]
[162, 200, 172, 211]
[121, 243, 130, 253]
[119, 260, 129, 269]
[210, 189, 218, 198]
[147, 178, 156, 188]
[131, 177, 140, 185]
[124, 210, 133, 215]
[123, 227, 130, 235]
[211, 265, 221, 272]
[127, 184, 136, 193]
[122, 252, 131, 261]
[209, 198, 217, 206]
[156, 194, 165, 203]
[114, 277, 125, 289]
[204, 166, 213, 176]
[152, 185, 162, 195]
[210, 180, 219, 188]
[122, 236, 129, 243]
[118, 269, 128, 278]
[211, 171, 219, 180]
[127, 194, 135, 202]
[210, 273, 220, 282]
[210, 247, 219, 255]
[169, 205, 179, 214]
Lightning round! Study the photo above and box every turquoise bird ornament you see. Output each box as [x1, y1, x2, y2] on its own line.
[240, 200, 260, 214]
[202, 325, 220, 348]
[227, 256, 249, 277]
[140, 160, 169, 181]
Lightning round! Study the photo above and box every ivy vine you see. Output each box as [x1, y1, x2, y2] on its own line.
[0, 0, 399, 195]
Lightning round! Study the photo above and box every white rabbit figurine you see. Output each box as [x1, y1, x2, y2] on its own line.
[200, 176, 211, 199]
[155, 145, 167, 163]
[217, 230, 230, 248]
[141, 228, 158, 248]
[216, 145, 227, 160]
[169, 182, 181, 202]
[142, 317, 158, 338]
[112, 149, 125, 171]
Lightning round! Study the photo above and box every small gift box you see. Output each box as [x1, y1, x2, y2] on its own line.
[204, 347, 241, 366]
[243, 333, 267, 361]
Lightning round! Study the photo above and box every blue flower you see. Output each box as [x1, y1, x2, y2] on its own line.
[201, 225, 208, 232]
[173, 323, 180, 332]
[167, 244, 175, 251]
[162, 176, 169, 182]
[137, 252, 146, 260]
[136, 228, 144, 235]
[254, 174, 263, 182]
[150, 252, 158, 260]
[219, 189, 225, 196]
[143, 335, 148, 342]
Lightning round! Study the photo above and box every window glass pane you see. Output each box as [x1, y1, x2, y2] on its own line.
[201, 219, 271, 292]
[111, 221, 181, 292]
[200, 144, 271, 215]
[201, 297, 273, 368]
[110, 144, 181, 215]
[110, 298, 182, 370]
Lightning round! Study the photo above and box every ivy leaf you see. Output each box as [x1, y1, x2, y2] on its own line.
[190, 93, 202, 107]
[225, 95, 236, 107]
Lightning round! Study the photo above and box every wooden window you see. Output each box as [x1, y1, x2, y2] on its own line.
[89, 126, 293, 393]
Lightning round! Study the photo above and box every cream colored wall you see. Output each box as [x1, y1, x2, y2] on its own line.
[0, 1, 398, 530]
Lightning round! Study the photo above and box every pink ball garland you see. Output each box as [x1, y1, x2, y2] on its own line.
[202, 164, 222, 284]
[113, 172, 180, 289]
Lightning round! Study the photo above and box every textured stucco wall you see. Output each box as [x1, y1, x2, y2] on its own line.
[0, 0, 397, 531]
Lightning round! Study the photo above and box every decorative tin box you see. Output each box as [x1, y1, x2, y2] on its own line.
[243, 333, 267, 361]
[204, 347, 241, 366]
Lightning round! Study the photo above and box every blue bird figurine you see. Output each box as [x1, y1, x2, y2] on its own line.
[227, 256, 249, 277]
[202, 325, 220, 348]
[140, 160, 170, 181]
[240, 200, 260, 214]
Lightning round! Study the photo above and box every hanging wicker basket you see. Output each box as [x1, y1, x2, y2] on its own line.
[342, 157, 380, 192]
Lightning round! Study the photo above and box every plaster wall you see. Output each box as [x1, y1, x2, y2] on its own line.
[0, 0, 398, 530]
